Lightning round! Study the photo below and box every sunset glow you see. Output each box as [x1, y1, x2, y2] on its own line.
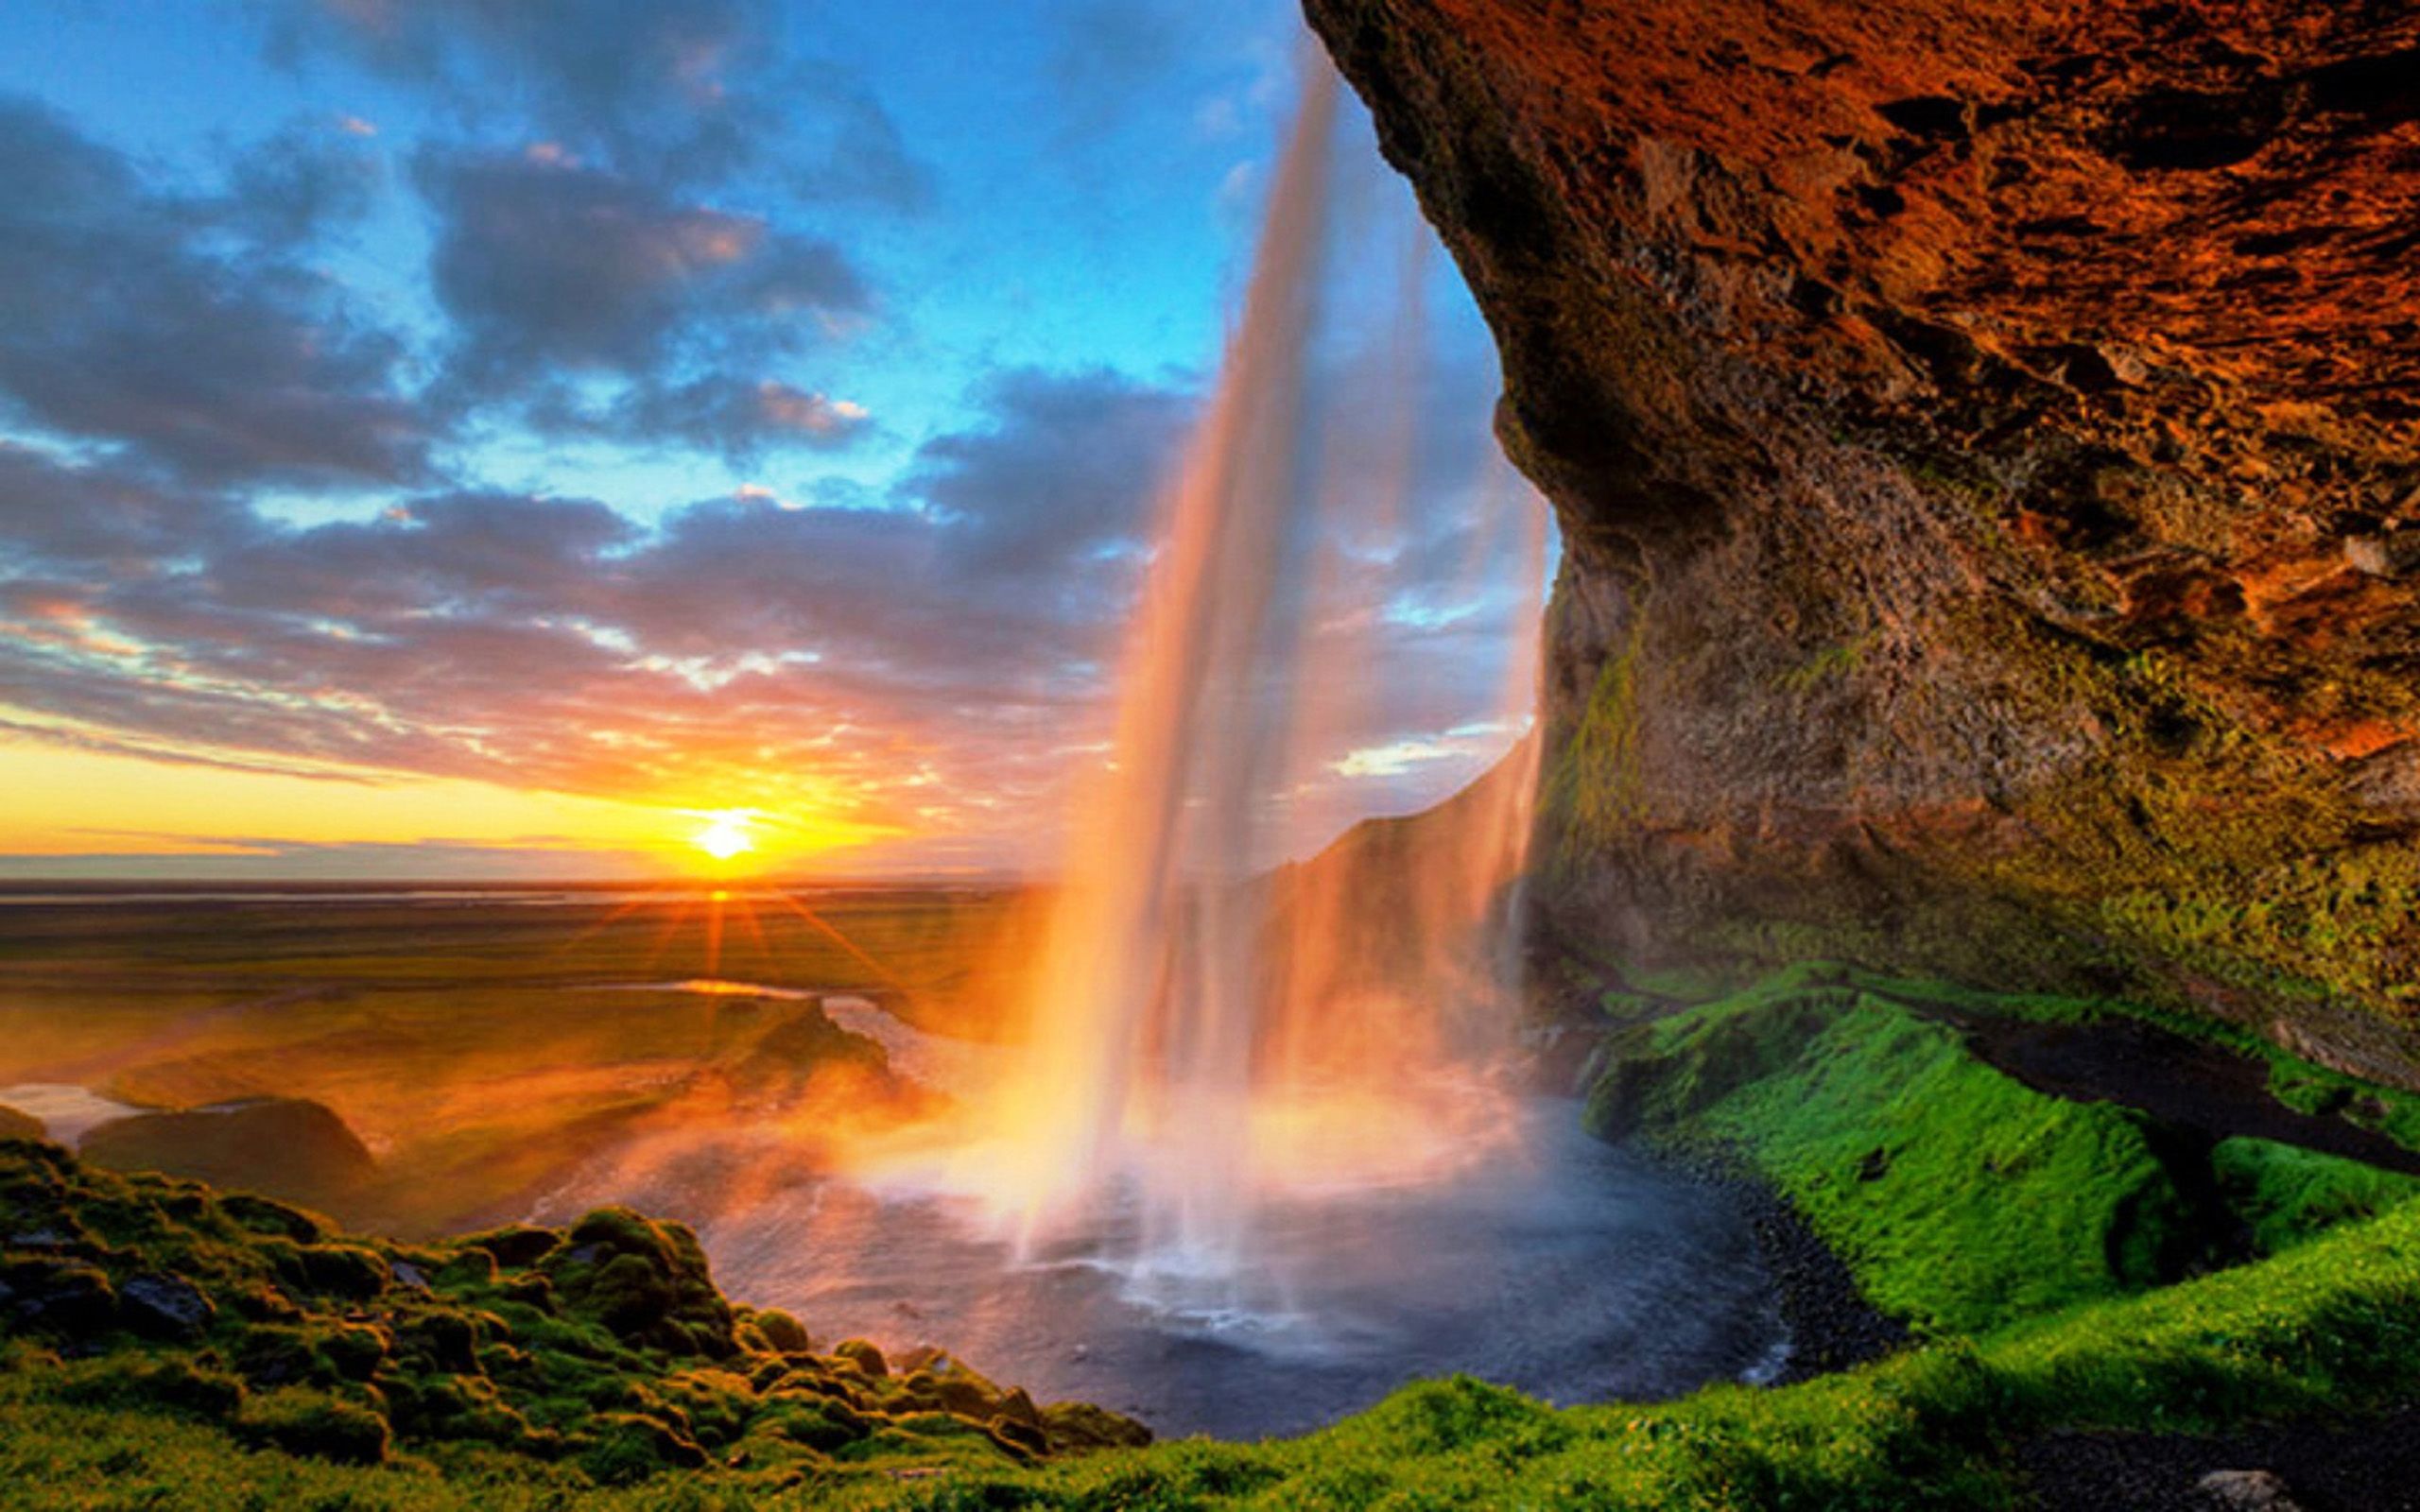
[0, 0, 1544, 884]
[691, 811, 756, 863]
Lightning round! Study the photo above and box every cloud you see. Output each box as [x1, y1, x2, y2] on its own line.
[0, 367, 1201, 852]
[1046, 0, 1188, 143]
[908, 367, 1191, 577]
[542, 377, 873, 463]
[213, 117, 385, 246]
[779, 62, 934, 213]
[0, 64, 1544, 868]
[634, 377, 873, 458]
[0, 267, 1540, 868]
[415, 146, 869, 400]
[266, 0, 768, 184]
[264, 0, 931, 207]
[0, 444, 256, 572]
[207, 491, 641, 622]
[0, 96, 433, 488]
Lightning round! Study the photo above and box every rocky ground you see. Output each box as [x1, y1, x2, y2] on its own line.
[1731, 1176, 1911, 1384]
[2019, 1402, 2420, 1511]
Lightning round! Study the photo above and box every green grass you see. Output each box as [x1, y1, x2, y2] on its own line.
[10, 949, 2420, 1508]
[2214, 1138, 2420, 1256]
[1581, 964, 2420, 1333]
[9, 1193, 2420, 1510]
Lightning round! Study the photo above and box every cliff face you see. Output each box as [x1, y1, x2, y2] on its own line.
[1303, 0, 2420, 1084]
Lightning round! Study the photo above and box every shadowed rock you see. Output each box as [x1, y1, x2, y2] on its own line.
[1305, 0, 2420, 1084]
[80, 1097, 375, 1210]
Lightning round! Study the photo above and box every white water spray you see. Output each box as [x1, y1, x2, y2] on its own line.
[967, 51, 1547, 1313]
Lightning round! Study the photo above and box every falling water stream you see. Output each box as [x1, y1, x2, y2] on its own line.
[533, 52, 1788, 1437]
[954, 48, 1544, 1320]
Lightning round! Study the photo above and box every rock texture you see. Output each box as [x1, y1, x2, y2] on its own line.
[80, 1097, 376, 1210]
[1305, 0, 2420, 1083]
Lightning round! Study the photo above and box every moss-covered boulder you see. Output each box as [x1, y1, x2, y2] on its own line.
[541, 1207, 735, 1356]
[0, 1140, 1146, 1492]
[234, 1385, 390, 1465]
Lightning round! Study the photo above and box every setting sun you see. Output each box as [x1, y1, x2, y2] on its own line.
[692, 811, 755, 862]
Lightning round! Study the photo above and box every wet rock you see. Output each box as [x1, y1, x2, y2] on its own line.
[2198, 1468, 2304, 1511]
[389, 1260, 432, 1293]
[0, 1105, 45, 1142]
[2, 1256, 116, 1337]
[119, 1272, 214, 1340]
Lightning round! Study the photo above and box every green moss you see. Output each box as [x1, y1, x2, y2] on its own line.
[2212, 1138, 2420, 1255]
[9, 1023, 2420, 1511]
[1580, 967, 2420, 1334]
[12, 1199, 2420, 1508]
[1773, 636, 1874, 696]
[0, 1143, 1148, 1496]
[1587, 987, 2200, 1332]
[235, 1386, 391, 1465]
[1544, 614, 1649, 869]
[51, 1352, 247, 1420]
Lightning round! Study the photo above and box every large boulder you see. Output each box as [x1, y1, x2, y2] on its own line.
[80, 1098, 374, 1209]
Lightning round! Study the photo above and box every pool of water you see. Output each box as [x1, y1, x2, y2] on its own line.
[739, 1108, 1781, 1438]
[535, 985, 1789, 1442]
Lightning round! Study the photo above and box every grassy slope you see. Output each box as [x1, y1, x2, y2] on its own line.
[9, 967, 2420, 1510]
[9, 1195, 2420, 1510]
[1584, 964, 2420, 1333]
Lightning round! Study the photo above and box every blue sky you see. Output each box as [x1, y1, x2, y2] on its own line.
[0, 1, 1545, 878]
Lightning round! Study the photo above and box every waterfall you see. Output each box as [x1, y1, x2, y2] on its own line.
[962, 49, 1547, 1314]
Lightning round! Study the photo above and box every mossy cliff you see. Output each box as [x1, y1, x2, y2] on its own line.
[1303, 0, 2420, 1086]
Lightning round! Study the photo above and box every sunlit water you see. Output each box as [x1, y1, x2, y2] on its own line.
[973, 47, 1547, 1307]
[728, 1105, 1782, 1440]
[525, 55, 1737, 1443]
[536, 984, 1789, 1439]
